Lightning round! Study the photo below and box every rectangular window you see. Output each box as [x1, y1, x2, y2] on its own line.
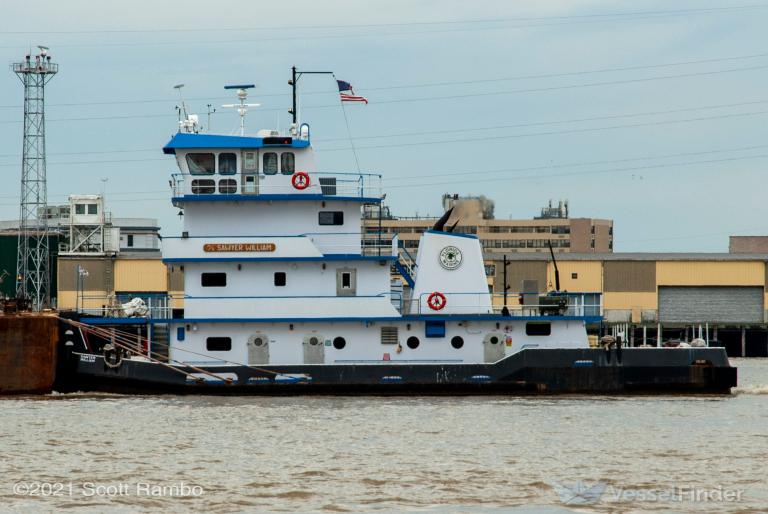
[526, 322, 552, 336]
[274, 272, 286, 286]
[206, 337, 232, 351]
[186, 153, 215, 175]
[75, 204, 85, 215]
[280, 152, 295, 174]
[263, 152, 278, 175]
[244, 151, 257, 171]
[127, 234, 134, 247]
[201, 272, 227, 287]
[218, 179, 237, 194]
[191, 179, 215, 194]
[218, 153, 237, 175]
[318, 211, 344, 225]
[87, 204, 98, 215]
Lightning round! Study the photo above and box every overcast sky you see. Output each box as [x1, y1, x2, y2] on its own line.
[1, 0, 767, 251]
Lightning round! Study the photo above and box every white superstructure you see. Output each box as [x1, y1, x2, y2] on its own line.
[158, 90, 599, 369]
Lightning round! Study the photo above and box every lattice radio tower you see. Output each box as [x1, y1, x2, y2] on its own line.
[12, 46, 58, 310]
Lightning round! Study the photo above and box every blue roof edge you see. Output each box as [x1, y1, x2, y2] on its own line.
[163, 133, 311, 154]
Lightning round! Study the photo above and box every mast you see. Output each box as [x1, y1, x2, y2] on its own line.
[288, 67, 334, 130]
[13, 46, 58, 310]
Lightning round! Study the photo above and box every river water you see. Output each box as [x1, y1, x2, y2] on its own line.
[0, 358, 766, 513]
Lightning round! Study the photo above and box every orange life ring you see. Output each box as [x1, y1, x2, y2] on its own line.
[427, 291, 447, 311]
[291, 171, 310, 190]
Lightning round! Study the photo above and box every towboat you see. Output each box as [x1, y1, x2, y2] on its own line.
[56, 72, 737, 394]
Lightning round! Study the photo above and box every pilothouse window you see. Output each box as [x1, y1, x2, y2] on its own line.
[218, 153, 237, 175]
[281, 152, 295, 175]
[186, 153, 215, 175]
[263, 152, 278, 175]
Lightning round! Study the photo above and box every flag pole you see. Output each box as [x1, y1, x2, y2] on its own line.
[340, 100, 361, 173]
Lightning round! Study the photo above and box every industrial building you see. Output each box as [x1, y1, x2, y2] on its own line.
[363, 195, 613, 253]
[484, 252, 768, 357]
[0, 194, 163, 305]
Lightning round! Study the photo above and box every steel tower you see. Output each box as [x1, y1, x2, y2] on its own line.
[12, 47, 57, 310]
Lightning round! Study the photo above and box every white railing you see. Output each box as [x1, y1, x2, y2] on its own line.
[75, 294, 176, 320]
[171, 172, 382, 199]
[302, 232, 396, 256]
[404, 292, 602, 316]
[74, 291, 601, 319]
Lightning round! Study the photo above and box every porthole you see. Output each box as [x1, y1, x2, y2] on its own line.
[451, 336, 464, 349]
[309, 336, 321, 346]
[406, 336, 420, 349]
[490, 336, 499, 345]
[333, 337, 346, 350]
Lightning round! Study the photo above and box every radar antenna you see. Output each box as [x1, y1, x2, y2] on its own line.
[223, 84, 259, 136]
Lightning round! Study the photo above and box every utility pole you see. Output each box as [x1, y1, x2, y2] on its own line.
[12, 46, 58, 310]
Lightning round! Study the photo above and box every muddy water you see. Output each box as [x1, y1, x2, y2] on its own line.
[1, 358, 766, 513]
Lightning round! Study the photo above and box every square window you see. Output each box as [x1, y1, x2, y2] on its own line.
[75, 204, 85, 215]
[218, 153, 237, 175]
[318, 211, 344, 225]
[87, 204, 98, 215]
[274, 272, 286, 286]
[186, 153, 215, 175]
[571, 272, 578, 279]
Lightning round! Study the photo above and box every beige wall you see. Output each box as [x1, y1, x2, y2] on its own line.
[603, 292, 658, 310]
[656, 261, 764, 286]
[57, 289, 109, 311]
[604, 261, 656, 292]
[114, 259, 167, 292]
[549, 261, 602, 292]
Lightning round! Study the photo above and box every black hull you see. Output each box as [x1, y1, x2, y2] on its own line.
[56, 347, 737, 395]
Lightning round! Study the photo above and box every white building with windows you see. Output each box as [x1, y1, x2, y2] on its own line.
[0, 195, 161, 254]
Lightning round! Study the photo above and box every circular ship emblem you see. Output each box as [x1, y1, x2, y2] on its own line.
[439, 246, 463, 270]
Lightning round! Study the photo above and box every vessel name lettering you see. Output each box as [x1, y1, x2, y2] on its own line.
[203, 243, 276, 252]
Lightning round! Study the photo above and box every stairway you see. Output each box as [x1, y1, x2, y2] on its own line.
[151, 323, 170, 362]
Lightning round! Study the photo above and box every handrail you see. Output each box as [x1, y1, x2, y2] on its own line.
[170, 171, 383, 199]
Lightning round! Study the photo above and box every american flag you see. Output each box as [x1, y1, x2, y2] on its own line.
[337, 80, 368, 104]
